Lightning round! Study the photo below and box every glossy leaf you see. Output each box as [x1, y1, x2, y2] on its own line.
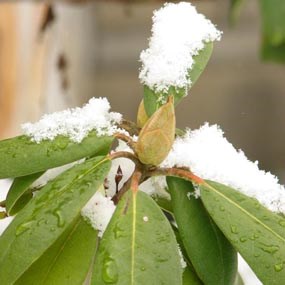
[0, 156, 111, 285]
[167, 177, 237, 285]
[200, 180, 285, 285]
[0, 132, 113, 179]
[6, 172, 44, 216]
[15, 216, 98, 285]
[183, 266, 203, 285]
[143, 42, 213, 117]
[136, 97, 175, 165]
[92, 190, 183, 284]
[260, 0, 285, 62]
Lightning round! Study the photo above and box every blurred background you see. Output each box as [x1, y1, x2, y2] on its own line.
[0, 0, 284, 182]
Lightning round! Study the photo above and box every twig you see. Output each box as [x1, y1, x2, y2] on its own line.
[114, 132, 137, 152]
[146, 167, 204, 185]
[108, 151, 141, 168]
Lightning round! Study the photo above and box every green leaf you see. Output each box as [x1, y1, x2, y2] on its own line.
[260, 0, 285, 62]
[0, 131, 113, 179]
[167, 177, 237, 285]
[200, 180, 285, 285]
[183, 266, 203, 285]
[6, 172, 44, 216]
[15, 216, 98, 285]
[229, 0, 246, 27]
[92, 190, 183, 284]
[0, 156, 111, 285]
[143, 43, 213, 117]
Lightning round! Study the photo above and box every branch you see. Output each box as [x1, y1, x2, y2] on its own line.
[146, 167, 204, 185]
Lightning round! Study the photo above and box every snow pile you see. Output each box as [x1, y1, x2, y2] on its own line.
[139, 2, 222, 93]
[22, 97, 123, 143]
[162, 123, 285, 214]
[81, 191, 116, 238]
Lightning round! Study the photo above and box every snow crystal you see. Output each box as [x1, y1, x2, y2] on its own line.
[162, 123, 285, 214]
[81, 191, 116, 238]
[139, 2, 222, 93]
[22, 97, 123, 143]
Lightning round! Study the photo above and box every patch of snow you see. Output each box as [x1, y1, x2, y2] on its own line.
[162, 123, 285, 214]
[81, 191, 116, 238]
[238, 254, 262, 285]
[139, 2, 222, 93]
[22, 97, 124, 143]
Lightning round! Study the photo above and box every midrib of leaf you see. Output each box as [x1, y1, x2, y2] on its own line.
[41, 217, 81, 284]
[204, 182, 285, 243]
[131, 191, 137, 285]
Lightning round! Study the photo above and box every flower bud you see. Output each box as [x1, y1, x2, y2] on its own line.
[136, 96, 175, 165]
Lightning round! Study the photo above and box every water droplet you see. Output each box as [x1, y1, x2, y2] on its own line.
[239, 237, 247, 243]
[274, 263, 284, 272]
[102, 256, 118, 284]
[140, 266, 146, 272]
[37, 218, 46, 226]
[219, 206, 225, 212]
[278, 220, 285, 227]
[254, 253, 260, 258]
[259, 243, 279, 254]
[54, 210, 65, 227]
[230, 225, 238, 234]
[113, 224, 124, 239]
[214, 197, 219, 202]
[16, 220, 36, 236]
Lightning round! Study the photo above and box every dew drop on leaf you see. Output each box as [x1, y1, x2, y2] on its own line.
[113, 223, 124, 239]
[239, 237, 247, 243]
[259, 243, 279, 254]
[102, 256, 119, 284]
[274, 263, 284, 272]
[230, 225, 238, 234]
[15, 220, 36, 236]
[53, 210, 65, 227]
[278, 220, 285, 227]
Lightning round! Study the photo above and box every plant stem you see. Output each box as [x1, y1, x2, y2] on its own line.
[146, 167, 204, 185]
[114, 132, 137, 151]
[108, 151, 141, 168]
